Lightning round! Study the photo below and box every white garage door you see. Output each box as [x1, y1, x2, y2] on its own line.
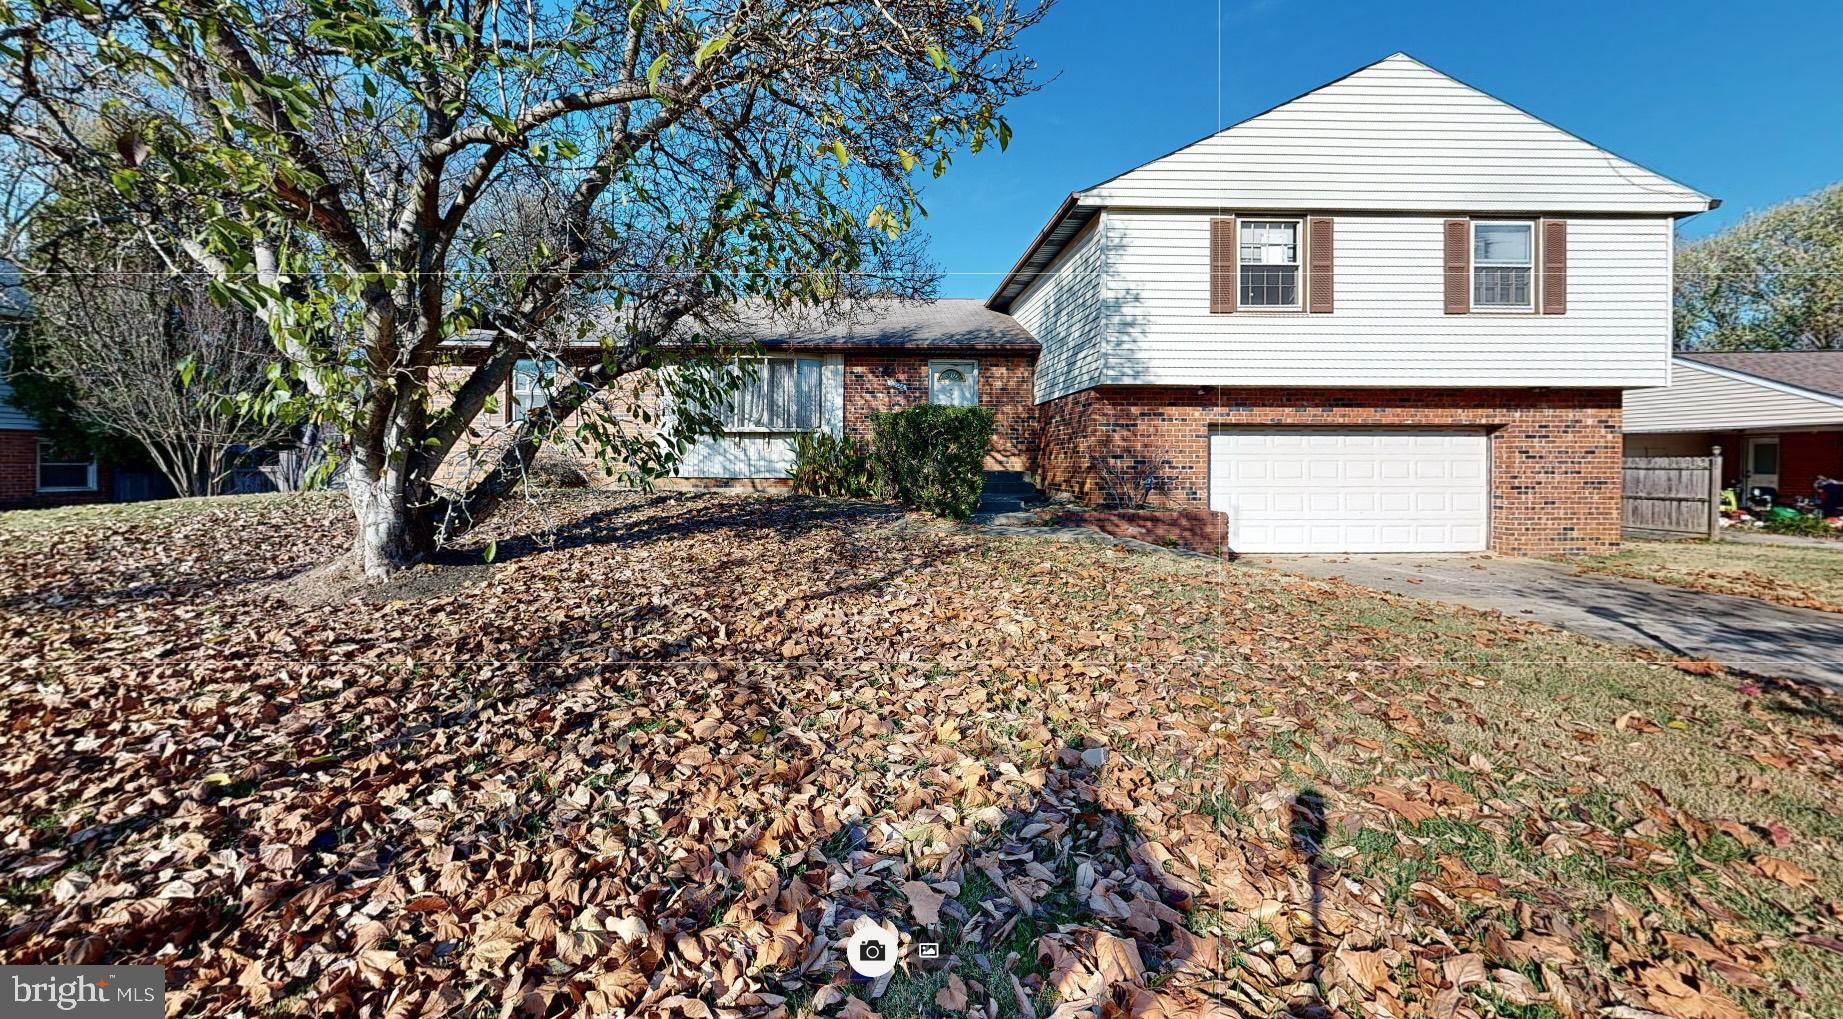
[1209, 429, 1488, 553]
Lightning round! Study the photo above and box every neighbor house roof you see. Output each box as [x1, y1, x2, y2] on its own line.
[0, 260, 31, 321]
[1680, 352, 1843, 401]
[989, 51, 1718, 311]
[1624, 353, 1843, 434]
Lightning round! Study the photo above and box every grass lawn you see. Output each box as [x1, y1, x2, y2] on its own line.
[1571, 538, 1843, 614]
[3, 491, 1842, 1019]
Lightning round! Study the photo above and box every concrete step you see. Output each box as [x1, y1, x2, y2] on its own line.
[977, 471, 1044, 514]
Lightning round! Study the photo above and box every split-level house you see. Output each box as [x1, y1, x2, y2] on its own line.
[468, 53, 1717, 555]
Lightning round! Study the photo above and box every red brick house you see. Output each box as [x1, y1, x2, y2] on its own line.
[648, 53, 1714, 555]
[0, 265, 110, 511]
[1625, 353, 1843, 505]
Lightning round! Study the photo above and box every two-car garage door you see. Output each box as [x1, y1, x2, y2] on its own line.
[1208, 429, 1488, 553]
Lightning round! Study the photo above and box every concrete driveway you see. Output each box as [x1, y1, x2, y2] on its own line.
[1255, 554, 1843, 690]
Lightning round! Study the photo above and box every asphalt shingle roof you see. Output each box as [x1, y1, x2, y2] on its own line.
[737, 298, 1037, 351]
[1682, 351, 1843, 401]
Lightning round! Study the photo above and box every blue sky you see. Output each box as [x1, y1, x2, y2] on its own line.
[918, 0, 1843, 299]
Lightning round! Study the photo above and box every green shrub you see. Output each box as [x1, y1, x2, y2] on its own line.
[868, 405, 995, 519]
[1760, 512, 1835, 539]
[788, 431, 876, 498]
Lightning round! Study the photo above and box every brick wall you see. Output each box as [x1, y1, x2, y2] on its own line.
[1042, 508, 1228, 555]
[1035, 386, 1623, 556]
[1779, 431, 1843, 500]
[424, 363, 653, 492]
[0, 428, 111, 510]
[842, 354, 1036, 471]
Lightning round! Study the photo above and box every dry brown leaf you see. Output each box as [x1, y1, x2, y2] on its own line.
[935, 973, 968, 1011]
[900, 880, 946, 927]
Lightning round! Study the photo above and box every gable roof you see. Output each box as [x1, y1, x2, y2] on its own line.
[447, 298, 1037, 356]
[1680, 351, 1843, 402]
[730, 298, 1038, 351]
[990, 52, 1716, 310]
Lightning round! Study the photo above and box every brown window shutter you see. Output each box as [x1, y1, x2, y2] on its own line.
[1307, 216, 1334, 313]
[1443, 218, 1470, 314]
[1540, 219, 1567, 314]
[1210, 217, 1236, 313]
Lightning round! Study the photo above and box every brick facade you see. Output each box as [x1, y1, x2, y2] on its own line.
[1039, 508, 1229, 555]
[0, 428, 110, 511]
[1777, 431, 1843, 501]
[1678, 430, 1843, 498]
[842, 354, 1036, 471]
[1036, 386, 1623, 556]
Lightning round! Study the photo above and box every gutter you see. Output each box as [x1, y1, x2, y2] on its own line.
[985, 191, 1080, 312]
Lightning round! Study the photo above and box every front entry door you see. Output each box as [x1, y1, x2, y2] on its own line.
[1747, 436, 1780, 493]
[929, 361, 979, 407]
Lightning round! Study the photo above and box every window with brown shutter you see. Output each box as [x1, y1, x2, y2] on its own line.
[1443, 219, 1470, 314]
[1209, 217, 1236, 314]
[1540, 219, 1567, 315]
[1307, 216, 1334, 314]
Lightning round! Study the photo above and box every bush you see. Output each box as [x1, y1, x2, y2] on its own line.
[788, 431, 876, 498]
[869, 405, 995, 519]
[528, 448, 592, 489]
[1761, 512, 1835, 539]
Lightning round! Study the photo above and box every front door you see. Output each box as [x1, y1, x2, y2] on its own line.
[1747, 436, 1780, 493]
[929, 361, 979, 407]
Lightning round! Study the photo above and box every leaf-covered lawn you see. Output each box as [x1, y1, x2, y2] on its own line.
[2, 492, 1842, 1019]
[1570, 538, 1843, 615]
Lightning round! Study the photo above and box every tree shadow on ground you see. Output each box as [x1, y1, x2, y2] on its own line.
[480, 492, 905, 564]
[750, 751, 1339, 1019]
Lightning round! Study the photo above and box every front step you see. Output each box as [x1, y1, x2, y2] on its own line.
[977, 471, 1044, 513]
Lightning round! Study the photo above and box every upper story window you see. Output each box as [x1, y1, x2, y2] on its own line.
[1472, 222, 1533, 310]
[724, 357, 823, 432]
[1238, 220, 1299, 308]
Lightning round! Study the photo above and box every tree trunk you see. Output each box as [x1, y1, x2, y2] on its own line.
[347, 473, 436, 578]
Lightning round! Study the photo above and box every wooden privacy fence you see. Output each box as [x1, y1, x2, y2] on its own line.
[1623, 450, 1722, 539]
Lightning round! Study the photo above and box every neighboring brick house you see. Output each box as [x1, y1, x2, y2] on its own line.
[0, 263, 109, 511]
[1625, 353, 1843, 505]
[456, 53, 1716, 556]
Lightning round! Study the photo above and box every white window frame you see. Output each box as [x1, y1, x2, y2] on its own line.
[1237, 218, 1303, 310]
[508, 358, 556, 423]
[721, 356, 824, 433]
[36, 439, 97, 493]
[927, 360, 979, 407]
[1470, 220, 1536, 312]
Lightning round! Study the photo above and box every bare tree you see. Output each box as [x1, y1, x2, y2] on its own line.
[21, 263, 296, 497]
[0, 0, 1051, 576]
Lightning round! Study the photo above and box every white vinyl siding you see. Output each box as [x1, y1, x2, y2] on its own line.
[1625, 362, 1843, 433]
[1100, 211, 1672, 389]
[1210, 429, 1489, 553]
[1082, 54, 1710, 215]
[1010, 219, 1106, 403]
